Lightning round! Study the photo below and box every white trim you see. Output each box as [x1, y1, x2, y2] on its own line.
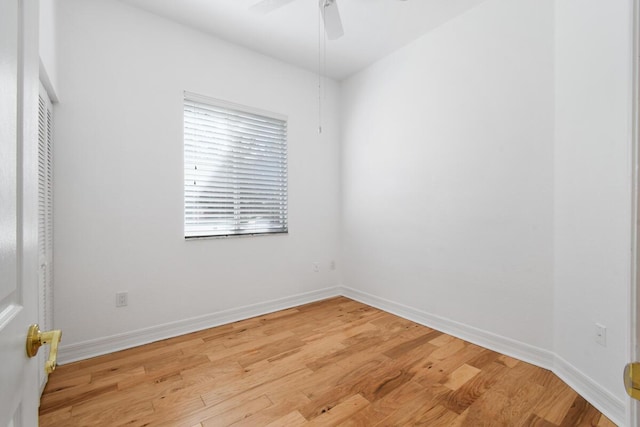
[57, 285, 628, 425]
[340, 286, 555, 370]
[553, 356, 626, 426]
[341, 286, 626, 426]
[630, 0, 640, 425]
[58, 286, 341, 364]
[183, 90, 287, 122]
[38, 59, 58, 103]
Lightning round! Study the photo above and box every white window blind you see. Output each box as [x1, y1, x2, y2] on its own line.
[184, 93, 288, 238]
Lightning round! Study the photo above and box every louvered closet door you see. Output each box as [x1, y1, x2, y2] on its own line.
[37, 82, 54, 389]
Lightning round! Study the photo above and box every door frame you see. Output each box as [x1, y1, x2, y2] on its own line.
[631, 0, 640, 425]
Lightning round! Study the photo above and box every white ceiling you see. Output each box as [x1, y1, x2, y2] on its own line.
[118, 0, 488, 80]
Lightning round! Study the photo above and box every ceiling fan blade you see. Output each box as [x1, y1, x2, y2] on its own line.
[250, 0, 296, 15]
[320, 0, 344, 40]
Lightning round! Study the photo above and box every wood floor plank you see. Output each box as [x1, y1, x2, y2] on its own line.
[463, 380, 547, 426]
[559, 395, 604, 427]
[497, 354, 521, 368]
[337, 381, 427, 426]
[523, 413, 559, 427]
[205, 330, 297, 364]
[429, 333, 458, 347]
[373, 389, 442, 426]
[305, 331, 388, 372]
[39, 297, 612, 427]
[382, 329, 440, 359]
[72, 399, 155, 426]
[266, 333, 347, 368]
[71, 372, 186, 418]
[533, 380, 578, 425]
[300, 353, 389, 400]
[466, 348, 502, 370]
[179, 359, 244, 389]
[441, 363, 481, 390]
[413, 342, 485, 388]
[231, 393, 311, 427]
[298, 347, 427, 420]
[304, 393, 369, 425]
[403, 403, 460, 426]
[235, 335, 305, 368]
[150, 385, 206, 416]
[38, 407, 72, 426]
[139, 386, 274, 426]
[264, 410, 308, 427]
[40, 381, 120, 415]
[206, 365, 314, 414]
[200, 395, 273, 427]
[200, 363, 313, 408]
[598, 414, 618, 427]
[438, 360, 509, 415]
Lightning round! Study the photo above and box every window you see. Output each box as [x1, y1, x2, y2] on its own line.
[184, 92, 288, 238]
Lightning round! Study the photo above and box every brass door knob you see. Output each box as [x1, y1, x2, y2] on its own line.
[624, 362, 640, 400]
[26, 324, 62, 374]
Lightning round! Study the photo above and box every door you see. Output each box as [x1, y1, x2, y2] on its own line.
[0, 0, 43, 426]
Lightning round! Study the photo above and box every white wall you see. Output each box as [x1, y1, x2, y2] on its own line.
[341, 0, 635, 422]
[341, 0, 555, 350]
[53, 0, 341, 349]
[51, 0, 635, 422]
[554, 0, 634, 409]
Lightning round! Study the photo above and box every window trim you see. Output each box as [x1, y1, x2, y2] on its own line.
[184, 91, 287, 124]
[183, 91, 289, 240]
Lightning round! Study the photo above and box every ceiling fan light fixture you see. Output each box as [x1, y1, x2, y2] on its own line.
[320, 0, 344, 40]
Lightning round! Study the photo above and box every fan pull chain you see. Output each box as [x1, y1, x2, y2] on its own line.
[318, 0, 323, 134]
[322, 11, 326, 132]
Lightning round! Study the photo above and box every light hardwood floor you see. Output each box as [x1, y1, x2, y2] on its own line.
[40, 297, 617, 426]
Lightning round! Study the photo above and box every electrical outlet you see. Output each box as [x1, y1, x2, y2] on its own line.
[116, 292, 128, 307]
[313, 262, 319, 273]
[595, 323, 606, 346]
[330, 260, 336, 270]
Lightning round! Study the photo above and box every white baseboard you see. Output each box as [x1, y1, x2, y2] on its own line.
[340, 286, 555, 370]
[57, 284, 628, 426]
[553, 355, 626, 426]
[58, 286, 341, 364]
[340, 286, 627, 427]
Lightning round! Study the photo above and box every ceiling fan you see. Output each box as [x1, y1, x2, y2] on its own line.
[250, 0, 344, 40]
